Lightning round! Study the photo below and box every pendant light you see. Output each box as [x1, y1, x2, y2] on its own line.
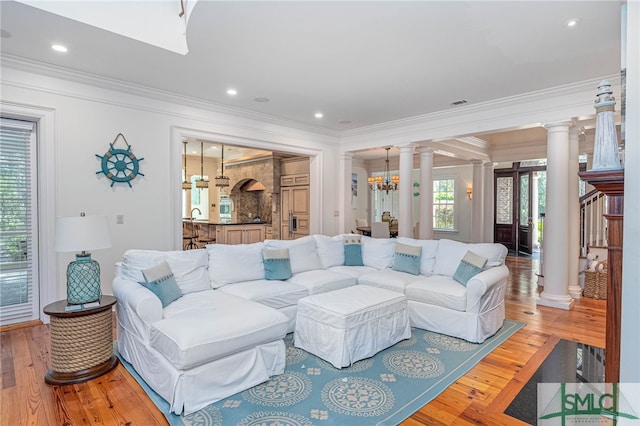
[182, 141, 191, 190]
[215, 144, 230, 188]
[195, 141, 209, 189]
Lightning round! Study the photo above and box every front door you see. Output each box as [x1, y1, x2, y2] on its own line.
[517, 171, 533, 254]
[494, 163, 545, 255]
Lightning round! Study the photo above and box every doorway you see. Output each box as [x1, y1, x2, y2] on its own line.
[494, 162, 546, 255]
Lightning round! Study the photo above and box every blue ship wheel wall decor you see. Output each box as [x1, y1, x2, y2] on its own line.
[96, 133, 144, 187]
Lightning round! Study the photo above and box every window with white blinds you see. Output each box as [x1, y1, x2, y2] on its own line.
[0, 118, 39, 325]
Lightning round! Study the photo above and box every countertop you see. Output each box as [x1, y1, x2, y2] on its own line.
[182, 220, 270, 226]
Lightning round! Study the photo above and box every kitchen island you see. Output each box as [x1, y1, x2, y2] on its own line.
[183, 220, 271, 246]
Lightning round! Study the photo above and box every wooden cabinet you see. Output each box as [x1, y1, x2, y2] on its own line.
[280, 174, 310, 240]
[216, 224, 266, 245]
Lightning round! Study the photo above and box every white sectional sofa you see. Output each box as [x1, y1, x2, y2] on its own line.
[113, 235, 508, 415]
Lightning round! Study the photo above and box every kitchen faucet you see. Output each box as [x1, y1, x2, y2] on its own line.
[191, 207, 202, 220]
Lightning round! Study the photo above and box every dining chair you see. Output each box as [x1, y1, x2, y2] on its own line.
[355, 218, 369, 227]
[371, 221, 391, 238]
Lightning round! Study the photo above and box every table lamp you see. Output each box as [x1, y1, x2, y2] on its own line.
[54, 213, 112, 304]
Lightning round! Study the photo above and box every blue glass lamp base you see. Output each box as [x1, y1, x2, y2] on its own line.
[67, 253, 101, 304]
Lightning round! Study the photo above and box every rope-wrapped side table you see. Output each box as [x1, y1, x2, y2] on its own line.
[44, 295, 118, 385]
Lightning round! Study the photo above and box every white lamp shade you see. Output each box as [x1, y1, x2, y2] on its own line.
[54, 215, 112, 252]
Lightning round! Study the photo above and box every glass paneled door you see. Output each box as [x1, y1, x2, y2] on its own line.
[494, 163, 545, 255]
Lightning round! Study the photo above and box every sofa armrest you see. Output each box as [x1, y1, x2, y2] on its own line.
[465, 264, 509, 313]
[113, 277, 163, 340]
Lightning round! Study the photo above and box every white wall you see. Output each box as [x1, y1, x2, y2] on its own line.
[1, 66, 340, 304]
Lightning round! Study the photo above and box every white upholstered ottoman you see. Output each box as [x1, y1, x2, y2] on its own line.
[294, 285, 411, 368]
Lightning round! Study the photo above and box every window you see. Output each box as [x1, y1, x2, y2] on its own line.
[0, 118, 39, 325]
[433, 178, 455, 230]
[181, 175, 209, 220]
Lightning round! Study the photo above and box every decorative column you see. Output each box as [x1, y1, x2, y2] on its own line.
[340, 153, 353, 234]
[568, 127, 582, 299]
[398, 144, 414, 238]
[578, 79, 624, 383]
[419, 147, 434, 239]
[538, 121, 575, 310]
[482, 161, 494, 242]
[471, 160, 484, 242]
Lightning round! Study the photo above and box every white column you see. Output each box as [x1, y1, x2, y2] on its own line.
[482, 161, 494, 242]
[398, 144, 414, 238]
[419, 147, 434, 239]
[471, 160, 484, 242]
[568, 127, 582, 299]
[340, 153, 353, 234]
[538, 121, 575, 310]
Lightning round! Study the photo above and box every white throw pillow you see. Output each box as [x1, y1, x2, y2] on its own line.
[396, 237, 439, 275]
[468, 243, 508, 268]
[361, 236, 396, 269]
[433, 239, 469, 276]
[207, 242, 265, 287]
[264, 235, 322, 274]
[314, 234, 345, 268]
[122, 249, 210, 294]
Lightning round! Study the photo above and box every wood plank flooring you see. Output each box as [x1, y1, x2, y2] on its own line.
[0, 256, 606, 425]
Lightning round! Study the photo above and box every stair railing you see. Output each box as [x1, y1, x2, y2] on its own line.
[579, 189, 607, 256]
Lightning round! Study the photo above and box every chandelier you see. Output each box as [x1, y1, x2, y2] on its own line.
[214, 144, 230, 188]
[368, 147, 399, 193]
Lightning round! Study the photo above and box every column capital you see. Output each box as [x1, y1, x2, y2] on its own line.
[470, 159, 484, 165]
[339, 152, 354, 161]
[397, 144, 415, 154]
[417, 146, 434, 155]
[482, 160, 495, 168]
[543, 120, 572, 132]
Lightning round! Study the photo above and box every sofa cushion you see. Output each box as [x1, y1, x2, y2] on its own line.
[343, 235, 364, 266]
[207, 242, 265, 288]
[122, 249, 210, 294]
[262, 248, 292, 280]
[434, 239, 508, 277]
[314, 234, 345, 268]
[264, 236, 322, 274]
[153, 292, 288, 370]
[139, 261, 182, 308]
[453, 251, 488, 285]
[396, 237, 439, 275]
[392, 242, 422, 275]
[327, 265, 378, 277]
[358, 269, 420, 293]
[469, 243, 508, 268]
[218, 279, 308, 309]
[405, 275, 467, 312]
[287, 269, 357, 295]
[361, 236, 396, 269]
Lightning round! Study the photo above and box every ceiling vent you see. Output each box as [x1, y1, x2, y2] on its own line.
[450, 99, 468, 106]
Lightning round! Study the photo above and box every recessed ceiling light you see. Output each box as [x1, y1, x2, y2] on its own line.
[226, 88, 237, 96]
[567, 19, 579, 27]
[339, 120, 352, 125]
[314, 113, 324, 119]
[254, 97, 270, 103]
[51, 44, 68, 53]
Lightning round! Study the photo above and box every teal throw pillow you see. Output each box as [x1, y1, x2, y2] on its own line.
[263, 248, 292, 280]
[344, 235, 364, 266]
[392, 242, 422, 275]
[453, 251, 488, 286]
[140, 261, 182, 307]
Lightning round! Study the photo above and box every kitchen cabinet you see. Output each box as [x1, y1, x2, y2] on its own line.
[280, 174, 310, 240]
[216, 224, 266, 245]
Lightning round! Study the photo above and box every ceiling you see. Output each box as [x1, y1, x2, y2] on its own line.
[0, 1, 622, 160]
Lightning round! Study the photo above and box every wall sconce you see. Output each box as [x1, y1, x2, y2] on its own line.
[466, 187, 473, 200]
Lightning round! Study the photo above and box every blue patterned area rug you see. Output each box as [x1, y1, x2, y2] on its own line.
[118, 320, 524, 426]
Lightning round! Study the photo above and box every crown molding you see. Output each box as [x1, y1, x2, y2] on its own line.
[340, 73, 621, 146]
[0, 53, 340, 141]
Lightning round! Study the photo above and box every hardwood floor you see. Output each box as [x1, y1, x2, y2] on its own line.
[0, 256, 606, 425]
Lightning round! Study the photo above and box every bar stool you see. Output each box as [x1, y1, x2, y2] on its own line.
[194, 223, 216, 247]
